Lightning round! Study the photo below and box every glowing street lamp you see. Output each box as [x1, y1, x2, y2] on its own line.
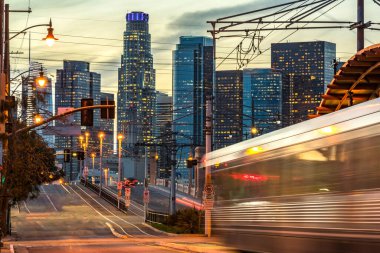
[79, 135, 84, 148]
[98, 132, 105, 195]
[117, 133, 124, 182]
[35, 66, 47, 88]
[34, 114, 43, 124]
[251, 127, 258, 135]
[42, 19, 58, 47]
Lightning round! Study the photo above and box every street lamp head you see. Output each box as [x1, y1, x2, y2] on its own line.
[98, 132, 105, 139]
[91, 153, 96, 158]
[34, 114, 43, 124]
[43, 19, 58, 47]
[85, 131, 90, 137]
[251, 127, 258, 135]
[35, 66, 47, 88]
[117, 133, 124, 141]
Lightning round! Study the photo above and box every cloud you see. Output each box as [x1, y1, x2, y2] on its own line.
[157, 0, 281, 44]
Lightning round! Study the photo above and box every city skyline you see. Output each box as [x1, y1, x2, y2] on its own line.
[8, 0, 380, 97]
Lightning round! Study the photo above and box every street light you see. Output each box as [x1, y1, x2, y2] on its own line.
[250, 127, 258, 135]
[79, 135, 84, 148]
[33, 114, 43, 124]
[90, 152, 96, 183]
[98, 132, 105, 196]
[42, 19, 58, 47]
[117, 133, 124, 183]
[35, 66, 47, 88]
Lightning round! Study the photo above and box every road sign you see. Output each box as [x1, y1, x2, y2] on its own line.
[143, 189, 150, 204]
[125, 188, 131, 199]
[83, 166, 89, 177]
[203, 184, 215, 210]
[117, 182, 123, 190]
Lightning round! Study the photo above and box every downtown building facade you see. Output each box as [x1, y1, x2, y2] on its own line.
[156, 91, 172, 179]
[172, 36, 213, 181]
[55, 60, 106, 181]
[21, 62, 54, 147]
[117, 12, 156, 181]
[100, 92, 115, 156]
[242, 68, 282, 138]
[214, 69, 282, 149]
[214, 70, 243, 149]
[271, 41, 336, 126]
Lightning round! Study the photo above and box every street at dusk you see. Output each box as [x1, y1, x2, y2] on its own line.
[0, 0, 380, 252]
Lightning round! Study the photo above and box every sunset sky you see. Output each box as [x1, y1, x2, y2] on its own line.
[8, 0, 380, 96]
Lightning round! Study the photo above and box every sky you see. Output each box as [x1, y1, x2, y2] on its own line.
[8, 0, 380, 97]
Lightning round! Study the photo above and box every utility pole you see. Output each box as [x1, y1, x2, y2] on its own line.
[169, 125, 176, 215]
[357, 0, 364, 51]
[204, 97, 213, 237]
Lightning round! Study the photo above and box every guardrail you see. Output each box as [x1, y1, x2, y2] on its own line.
[81, 179, 172, 225]
[146, 211, 169, 224]
[80, 179, 129, 212]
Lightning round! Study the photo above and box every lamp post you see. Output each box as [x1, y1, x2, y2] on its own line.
[98, 132, 105, 196]
[0, 2, 58, 236]
[117, 133, 124, 183]
[91, 152, 96, 184]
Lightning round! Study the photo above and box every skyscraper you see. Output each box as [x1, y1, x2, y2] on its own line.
[55, 60, 102, 181]
[156, 91, 172, 178]
[100, 92, 115, 156]
[21, 62, 54, 147]
[118, 11, 156, 157]
[214, 70, 243, 149]
[271, 41, 336, 126]
[243, 68, 282, 138]
[173, 36, 213, 180]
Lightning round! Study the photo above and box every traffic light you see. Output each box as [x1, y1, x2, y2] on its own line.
[77, 151, 85, 160]
[81, 98, 93, 126]
[186, 158, 197, 168]
[101, 100, 115, 119]
[64, 149, 71, 163]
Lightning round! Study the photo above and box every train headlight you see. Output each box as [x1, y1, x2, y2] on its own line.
[246, 146, 264, 155]
[319, 126, 338, 134]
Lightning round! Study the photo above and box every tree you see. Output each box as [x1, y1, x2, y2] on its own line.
[0, 121, 62, 236]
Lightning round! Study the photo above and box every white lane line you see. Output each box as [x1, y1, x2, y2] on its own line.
[75, 185, 154, 237]
[40, 185, 58, 212]
[105, 222, 129, 239]
[61, 184, 71, 194]
[23, 201, 31, 214]
[67, 185, 132, 238]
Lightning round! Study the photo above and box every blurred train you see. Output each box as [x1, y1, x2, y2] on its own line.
[205, 98, 380, 253]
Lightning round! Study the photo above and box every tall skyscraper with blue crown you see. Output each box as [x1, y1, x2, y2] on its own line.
[118, 11, 156, 162]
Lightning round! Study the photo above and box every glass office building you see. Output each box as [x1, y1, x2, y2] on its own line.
[271, 41, 336, 126]
[21, 62, 54, 147]
[243, 68, 282, 138]
[173, 36, 213, 180]
[214, 70, 243, 149]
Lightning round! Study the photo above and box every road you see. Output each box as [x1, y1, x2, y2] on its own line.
[8, 183, 234, 253]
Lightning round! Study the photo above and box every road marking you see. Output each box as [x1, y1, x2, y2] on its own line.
[105, 222, 129, 239]
[23, 201, 31, 214]
[40, 185, 58, 212]
[68, 185, 133, 238]
[75, 185, 154, 237]
[61, 184, 71, 194]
